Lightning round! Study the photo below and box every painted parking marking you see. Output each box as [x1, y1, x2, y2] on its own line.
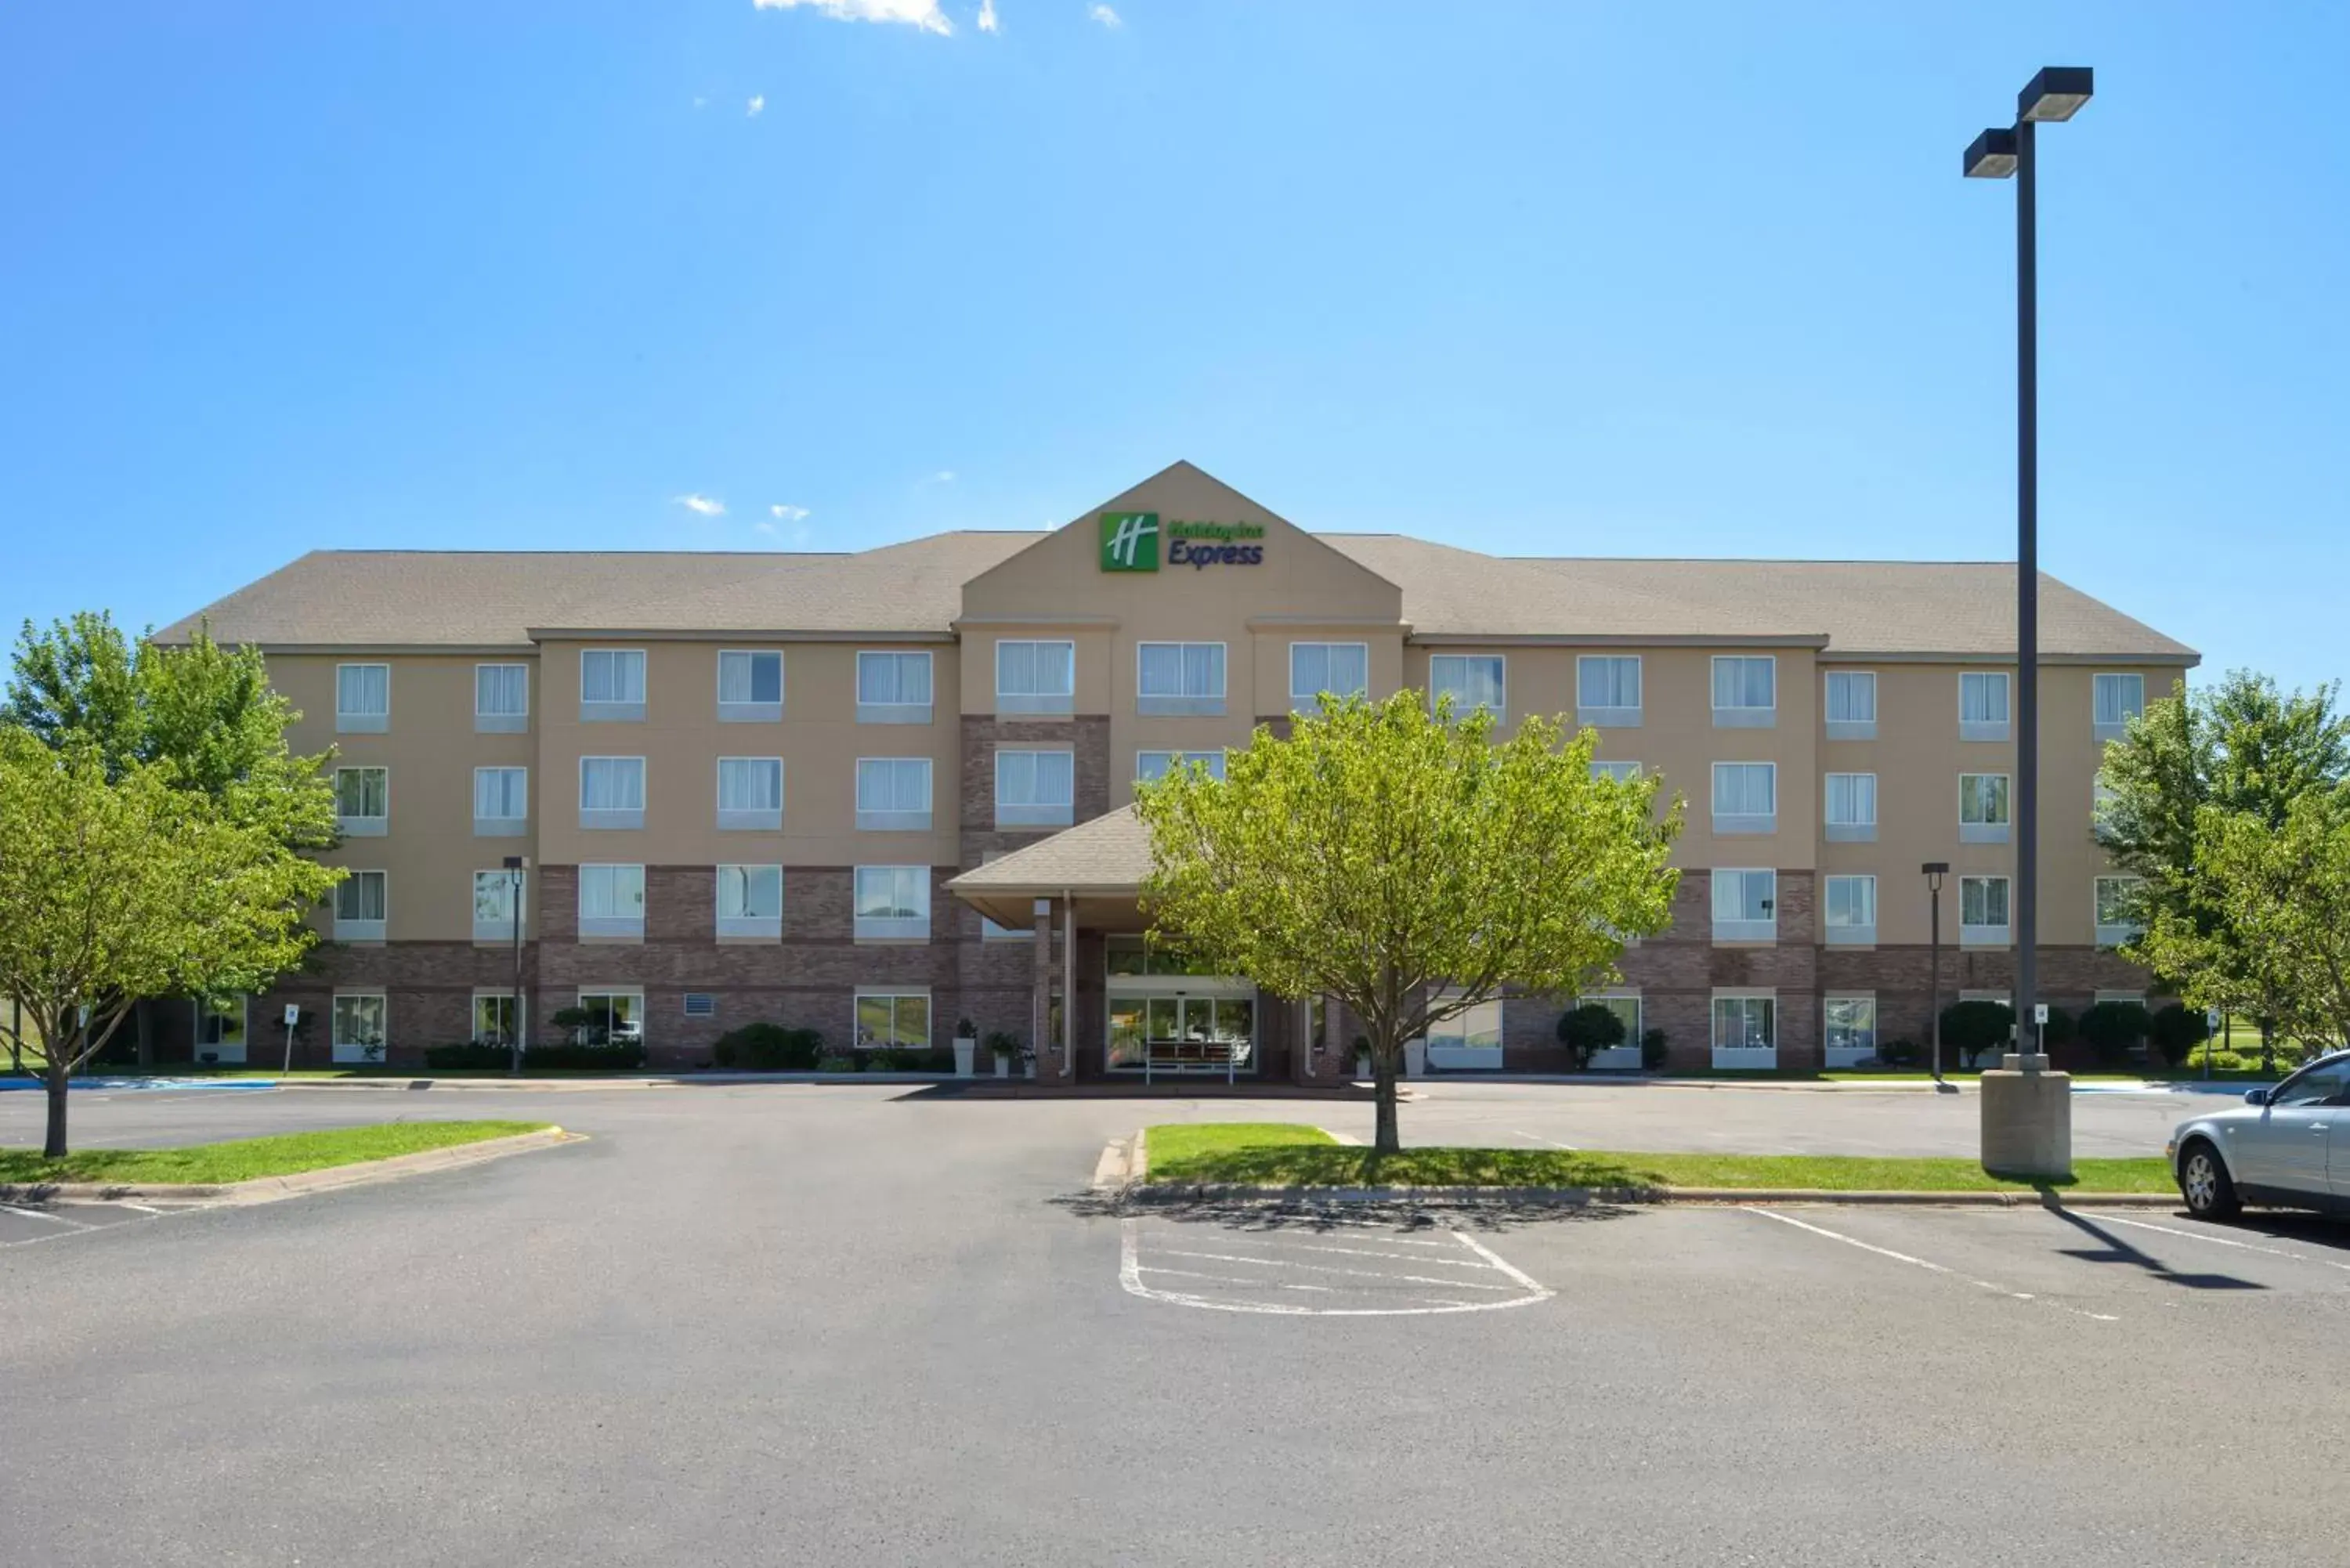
[2093, 1213, 2350, 1273]
[1152, 1247, 1525, 1290]
[1, 1203, 85, 1226]
[1744, 1207, 2120, 1323]
[1121, 1218, 1553, 1317]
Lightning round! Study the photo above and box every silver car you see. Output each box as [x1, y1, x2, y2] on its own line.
[2169, 1050, 2350, 1219]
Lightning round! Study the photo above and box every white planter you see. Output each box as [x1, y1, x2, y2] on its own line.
[994, 1056, 1013, 1078]
[1404, 1039, 1428, 1078]
[953, 1035, 977, 1077]
[1355, 1052, 1372, 1079]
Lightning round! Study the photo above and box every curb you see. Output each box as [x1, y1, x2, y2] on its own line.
[1119, 1182, 2182, 1209]
[0, 1127, 580, 1206]
[272, 1074, 960, 1092]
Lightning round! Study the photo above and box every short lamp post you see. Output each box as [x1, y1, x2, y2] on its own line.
[502, 854, 529, 1076]
[1922, 862, 1950, 1085]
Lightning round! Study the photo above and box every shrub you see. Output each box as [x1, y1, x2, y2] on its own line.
[1939, 999, 2015, 1069]
[2037, 1006, 2076, 1053]
[1556, 1003, 1628, 1070]
[985, 1030, 1023, 1060]
[1878, 1037, 1922, 1068]
[815, 1055, 859, 1072]
[710, 1022, 824, 1071]
[863, 1050, 900, 1071]
[523, 1041, 645, 1071]
[1640, 1028, 1668, 1071]
[2149, 1003, 2211, 1068]
[548, 1006, 596, 1041]
[424, 1042, 511, 1069]
[2077, 1001, 2153, 1066]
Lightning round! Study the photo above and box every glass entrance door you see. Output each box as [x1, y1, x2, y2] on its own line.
[1106, 992, 1255, 1074]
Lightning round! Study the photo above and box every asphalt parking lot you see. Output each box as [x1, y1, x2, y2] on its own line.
[5, 1081, 2342, 1566]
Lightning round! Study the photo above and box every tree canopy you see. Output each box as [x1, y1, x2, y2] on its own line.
[1135, 692, 1683, 1152]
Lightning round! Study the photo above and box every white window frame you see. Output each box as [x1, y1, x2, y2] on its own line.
[1711, 990, 1777, 1069]
[580, 756, 647, 831]
[334, 663, 389, 734]
[1823, 993, 1878, 1068]
[192, 995, 249, 1065]
[1959, 670, 2011, 742]
[333, 869, 388, 942]
[1824, 771, 1877, 843]
[1575, 655, 1643, 728]
[1136, 641, 1227, 717]
[1423, 987, 1504, 1071]
[331, 991, 388, 1064]
[474, 663, 530, 733]
[853, 865, 931, 942]
[471, 989, 526, 1050]
[996, 640, 1076, 717]
[855, 757, 934, 832]
[577, 863, 646, 941]
[1584, 992, 1643, 1071]
[1427, 654, 1506, 723]
[1289, 641, 1370, 716]
[580, 649, 647, 722]
[1959, 771, 2012, 844]
[2094, 672, 2146, 744]
[2095, 875, 2144, 948]
[1711, 656, 1776, 728]
[1822, 874, 1878, 947]
[715, 756, 784, 831]
[717, 862, 783, 941]
[573, 988, 645, 1047]
[1960, 874, 2011, 946]
[717, 649, 784, 723]
[1824, 669, 1876, 740]
[1711, 762, 1777, 835]
[857, 650, 935, 724]
[1710, 868, 1777, 944]
[1589, 760, 1641, 783]
[995, 749, 1075, 829]
[334, 764, 389, 837]
[472, 765, 529, 838]
[1137, 750, 1227, 783]
[854, 988, 933, 1053]
[471, 868, 524, 943]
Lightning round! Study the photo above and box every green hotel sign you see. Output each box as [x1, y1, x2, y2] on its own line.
[1098, 511, 1266, 573]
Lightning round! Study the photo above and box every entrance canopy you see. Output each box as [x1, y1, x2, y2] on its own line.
[946, 804, 1153, 932]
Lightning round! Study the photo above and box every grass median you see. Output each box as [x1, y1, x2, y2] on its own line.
[0, 1120, 553, 1185]
[1143, 1123, 2174, 1193]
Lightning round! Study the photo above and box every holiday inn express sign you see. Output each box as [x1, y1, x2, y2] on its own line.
[1099, 511, 1266, 572]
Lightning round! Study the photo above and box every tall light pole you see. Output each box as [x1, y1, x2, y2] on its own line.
[1963, 67, 2091, 1177]
[1922, 862, 1949, 1086]
[503, 854, 529, 1076]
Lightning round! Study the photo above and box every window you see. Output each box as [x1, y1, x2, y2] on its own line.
[192, 996, 248, 1065]
[2094, 673, 2145, 742]
[1711, 763, 1777, 834]
[1824, 772, 1877, 842]
[854, 865, 931, 941]
[1959, 670, 2010, 740]
[1711, 869, 1777, 942]
[472, 992, 524, 1050]
[996, 641, 1076, 716]
[1290, 642, 1369, 714]
[1961, 875, 2010, 944]
[577, 864, 646, 939]
[1137, 641, 1226, 716]
[855, 990, 931, 1052]
[473, 766, 529, 837]
[996, 750, 1075, 828]
[717, 863, 783, 940]
[335, 663, 389, 733]
[1823, 875, 1878, 945]
[580, 649, 646, 721]
[334, 766, 388, 836]
[1424, 988, 1503, 1069]
[1712, 993, 1776, 1066]
[331, 992, 387, 1064]
[857, 651, 934, 723]
[472, 869, 524, 941]
[1137, 750, 1227, 783]
[2273, 1059, 2350, 1110]
[855, 757, 933, 831]
[1824, 670, 1877, 739]
[1959, 772, 2011, 843]
[1590, 760, 1641, 783]
[716, 757, 784, 831]
[333, 870, 387, 941]
[475, 663, 530, 733]
[2095, 876, 2144, 946]
[573, 990, 644, 1046]
[1824, 995, 1878, 1067]
[1428, 655, 1505, 721]
[580, 757, 647, 830]
[1576, 656, 1643, 726]
[718, 651, 784, 722]
[1583, 993, 1643, 1068]
[1711, 656, 1775, 728]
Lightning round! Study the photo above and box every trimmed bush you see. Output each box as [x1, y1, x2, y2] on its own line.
[710, 1022, 824, 1071]
[2038, 1006, 2076, 1053]
[424, 1042, 511, 1069]
[1878, 1037, 1922, 1068]
[2077, 1000, 2153, 1066]
[523, 1042, 645, 1071]
[1939, 999, 2015, 1070]
[1557, 1003, 1628, 1070]
[815, 1055, 859, 1072]
[1640, 1028, 1668, 1071]
[2149, 1003, 2211, 1068]
[985, 1030, 1022, 1061]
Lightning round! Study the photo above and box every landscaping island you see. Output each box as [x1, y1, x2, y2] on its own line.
[0, 1121, 553, 1185]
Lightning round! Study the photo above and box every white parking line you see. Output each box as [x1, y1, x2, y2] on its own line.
[1, 1204, 84, 1226]
[1294, 1243, 1496, 1267]
[1511, 1130, 1576, 1150]
[1155, 1248, 1524, 1290]
[1119, 1221, 1554, 1317]
[1138, 1266, 1336, 1292]
[2094, 1213, 2350, 1273]
[1744, 1207, 2119, 1324]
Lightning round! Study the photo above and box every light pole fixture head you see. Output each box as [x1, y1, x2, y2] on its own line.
[503, 854, 527, 872]
[1963, 126, 2019, 179]
[1922, 860, 1950, 890]
[2019, 65, 2093, 123]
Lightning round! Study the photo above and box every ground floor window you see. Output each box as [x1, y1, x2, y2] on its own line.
[193, 995, 248, 1065]
[332, 992, 387, 1064]
[1582, 992, 1642, 1068]
[855, 990, 930, 1051]
[574, 989, 643, 1046]
[472, 991, 525, 1049]
[1824, 993, 1877, 1067]
[1106, 993, 1253, 1074]
[1712, 992, 1776, 1067]
[1426, 988, 1503, 1069]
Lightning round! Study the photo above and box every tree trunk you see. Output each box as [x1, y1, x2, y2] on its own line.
[2260, 1017, 2275, 1076]
[45, 1058, 70, 1159]
[135, 995, 156, 1069]
[1372, 1030, 1401, 1155]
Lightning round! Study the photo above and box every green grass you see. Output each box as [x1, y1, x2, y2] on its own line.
[1141, 1122, 2173, 1193]
[0, 1120, 552, 1185]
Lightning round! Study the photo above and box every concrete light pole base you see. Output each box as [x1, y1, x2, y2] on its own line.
[1980, 1061, 2072, 1180]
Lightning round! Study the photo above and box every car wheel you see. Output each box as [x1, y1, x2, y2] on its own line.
[2178, 1140, 2240, 1220]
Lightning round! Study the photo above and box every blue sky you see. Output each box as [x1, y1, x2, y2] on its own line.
[4, 3, 2344, 695]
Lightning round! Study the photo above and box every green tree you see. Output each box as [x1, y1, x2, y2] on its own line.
[0, 735, 342, 1156]
[1134, 692, 1683, 1153]
[1556, 1003, 1628, 1071]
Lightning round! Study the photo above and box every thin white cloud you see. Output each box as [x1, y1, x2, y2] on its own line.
[1087, 3, 1120, 27]
[925, 469, 956, 485]
[754, 521, 777, 536]
[692, 95, 708, 109]
[674, 493, 727, 517]
[769, 503, 811, 522]
[751, 0, 953, 35]
[977, 0, 1000, 31]
[747, 95, 766, 117]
